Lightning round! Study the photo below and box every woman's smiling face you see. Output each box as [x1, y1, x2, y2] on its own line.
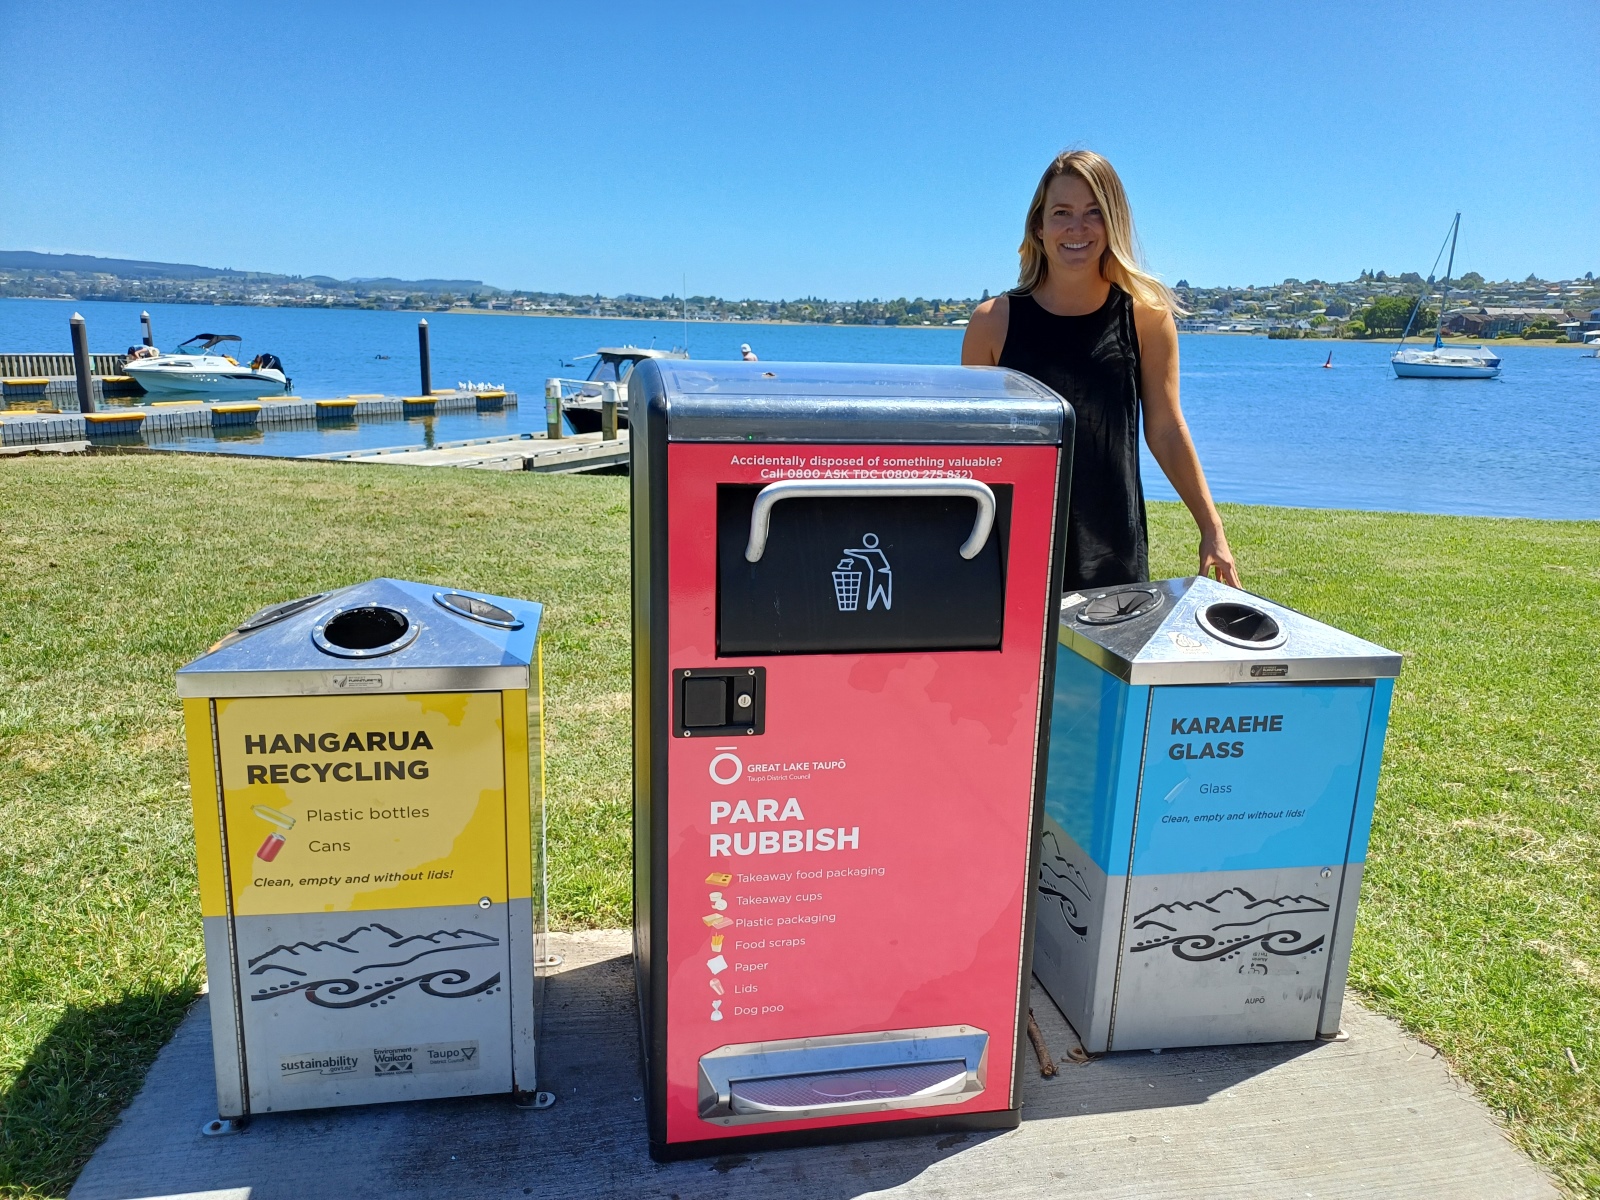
[1038, 172, 1105, 275]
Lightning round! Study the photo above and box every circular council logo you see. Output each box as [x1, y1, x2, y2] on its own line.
[708, 748, 743, 786]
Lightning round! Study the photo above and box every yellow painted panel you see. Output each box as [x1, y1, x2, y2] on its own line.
[214, 692, 508, 916]
[184, 698, 229, 918]
[502, 690, 532, 900]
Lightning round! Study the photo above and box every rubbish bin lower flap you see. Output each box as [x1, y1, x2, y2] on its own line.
[697, 1026, 988, 1125]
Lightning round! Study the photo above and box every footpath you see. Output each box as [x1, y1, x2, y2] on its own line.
[70, 930, 1557, 1200]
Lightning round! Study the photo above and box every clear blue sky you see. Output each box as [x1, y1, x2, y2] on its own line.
[2, 1, 1595, 298]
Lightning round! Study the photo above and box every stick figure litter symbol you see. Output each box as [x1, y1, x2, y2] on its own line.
[833, 533, 892, 612]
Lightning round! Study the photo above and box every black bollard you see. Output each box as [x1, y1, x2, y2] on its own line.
[70, 312, 96, 413]
[418, 319, 432, 396]
[140, 310, 153, 347]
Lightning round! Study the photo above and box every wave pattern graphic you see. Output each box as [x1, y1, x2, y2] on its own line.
[254, 967, 502, 1009]
[247, 920, 503, 1008]
[1129, 887, 1330, 964]
[1037, 830, 1092, 937]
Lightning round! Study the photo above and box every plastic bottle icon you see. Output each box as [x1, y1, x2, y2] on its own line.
[253, 805, 295, 862]
[711, 999, 724, 1022]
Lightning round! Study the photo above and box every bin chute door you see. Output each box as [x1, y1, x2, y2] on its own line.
[717, 480, 1012, 655]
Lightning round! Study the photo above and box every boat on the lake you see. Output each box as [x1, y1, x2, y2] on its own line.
[1392, 215, 1501, 380]
[123, 334, 291, 396]
[554, 346, 686, 433]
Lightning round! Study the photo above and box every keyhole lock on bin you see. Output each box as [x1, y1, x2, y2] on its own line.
[674, 668, 766, 737]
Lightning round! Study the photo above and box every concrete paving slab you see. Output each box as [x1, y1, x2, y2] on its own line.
[70, 930, 1556, 1200]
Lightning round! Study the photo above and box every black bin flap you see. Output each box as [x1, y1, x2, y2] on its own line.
[717, 482, 1010, 655]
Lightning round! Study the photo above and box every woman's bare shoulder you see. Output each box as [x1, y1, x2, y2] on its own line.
[1131, 295, 1177, 347]
[962, 293, 1011, 365]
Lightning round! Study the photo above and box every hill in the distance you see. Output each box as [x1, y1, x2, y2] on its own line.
[0, 251, 484, 293]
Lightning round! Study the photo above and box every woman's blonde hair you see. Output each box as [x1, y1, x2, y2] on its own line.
[1017, 149, 1182, 313]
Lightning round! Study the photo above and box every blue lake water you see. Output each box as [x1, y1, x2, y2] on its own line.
[3, 297, 1597, 520]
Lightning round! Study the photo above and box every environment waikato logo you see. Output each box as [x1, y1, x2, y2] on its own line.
[247, 923, 502, 1009]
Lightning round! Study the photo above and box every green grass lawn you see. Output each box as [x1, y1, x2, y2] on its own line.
[0, 453, 1595, 1197]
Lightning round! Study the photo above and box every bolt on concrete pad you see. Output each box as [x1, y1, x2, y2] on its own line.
[70, 930, 1557, 1200]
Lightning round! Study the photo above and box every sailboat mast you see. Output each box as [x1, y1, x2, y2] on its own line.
[1434, 212, 1459, 349]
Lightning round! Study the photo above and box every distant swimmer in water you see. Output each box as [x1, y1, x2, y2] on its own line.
[741, 343, 759, 361]
[963, 149, 1239, 591]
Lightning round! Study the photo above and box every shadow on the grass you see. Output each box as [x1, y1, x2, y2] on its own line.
[0, 986, 199, 1196]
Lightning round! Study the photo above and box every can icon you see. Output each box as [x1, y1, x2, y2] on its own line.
[252, 805, 295, 862]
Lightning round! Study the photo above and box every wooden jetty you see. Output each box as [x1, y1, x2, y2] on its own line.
[307, 429, 630, 473]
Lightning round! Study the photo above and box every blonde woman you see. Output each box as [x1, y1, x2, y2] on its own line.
[963, 150, 1239, 590]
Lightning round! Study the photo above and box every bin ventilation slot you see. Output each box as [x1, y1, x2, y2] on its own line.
[1076, 587, 1162, 625]
[433, 591, 523, 629]
[1196, 602, 1288, 650]
[730, 1061, 968, 1114]
[236, 593, 328, 634]
[312, 606, 420, 658]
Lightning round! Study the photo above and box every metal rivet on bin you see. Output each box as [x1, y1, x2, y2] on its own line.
[1320, 868, 1332, 879]
[479, 897, 492, 909]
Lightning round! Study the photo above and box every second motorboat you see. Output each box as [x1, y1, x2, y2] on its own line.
[123, 334, 291, 396]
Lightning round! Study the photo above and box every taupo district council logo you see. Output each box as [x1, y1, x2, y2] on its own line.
[833, 533, 892, 612]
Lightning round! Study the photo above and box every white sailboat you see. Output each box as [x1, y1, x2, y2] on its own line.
[1392, 214, 1501, 379]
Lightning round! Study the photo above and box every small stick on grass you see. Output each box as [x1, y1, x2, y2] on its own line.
[1566, 1047, 1582, 1074]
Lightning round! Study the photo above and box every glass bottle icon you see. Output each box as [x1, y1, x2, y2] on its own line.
[253, 805, 295, 862]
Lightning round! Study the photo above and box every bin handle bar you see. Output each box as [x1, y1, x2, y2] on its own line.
[744, 479, 996, 563]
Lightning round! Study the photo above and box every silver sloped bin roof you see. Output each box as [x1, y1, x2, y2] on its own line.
[1060, 576, 1401, 686]
[176, 577, 542, 698]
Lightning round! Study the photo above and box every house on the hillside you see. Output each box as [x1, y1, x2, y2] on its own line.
[1442, 306, 1572, 337]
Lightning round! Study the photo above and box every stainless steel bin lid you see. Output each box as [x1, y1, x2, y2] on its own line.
[176, 577, 542, 698]
[1060, 576, 1401, 686]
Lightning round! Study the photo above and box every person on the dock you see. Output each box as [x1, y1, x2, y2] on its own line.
[963, 149, 1239, 591]
[740, 343, 759, 361]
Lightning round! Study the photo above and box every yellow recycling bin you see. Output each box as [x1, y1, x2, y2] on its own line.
[177, 579, 546, 1123]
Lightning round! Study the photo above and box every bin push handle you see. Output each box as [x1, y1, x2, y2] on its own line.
[744, 478, 997, 563]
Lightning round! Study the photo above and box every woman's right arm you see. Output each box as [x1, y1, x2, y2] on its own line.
[961, 294, 1009, 365]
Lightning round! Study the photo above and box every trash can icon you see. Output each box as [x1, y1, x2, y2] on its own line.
[629, 361, 1075, 1159]
[177, 579, 546, 1120]
[1033, 578, 1401, 1052]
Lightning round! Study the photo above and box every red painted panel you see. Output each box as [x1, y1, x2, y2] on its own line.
[661, 443, 1060, 1144]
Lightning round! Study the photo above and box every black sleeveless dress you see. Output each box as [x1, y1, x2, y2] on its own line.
[998, 286, 1148, 590]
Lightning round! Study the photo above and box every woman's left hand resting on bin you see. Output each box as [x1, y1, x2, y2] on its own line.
[1133, 303, 1241, 588]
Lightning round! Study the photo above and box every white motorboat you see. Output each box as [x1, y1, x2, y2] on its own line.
[123, 334, 291, 396]
[1392, 214, 1501, 380]
[554, 346, 686, 433]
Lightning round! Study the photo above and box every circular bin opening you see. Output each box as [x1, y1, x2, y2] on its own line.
[235, 592, 328, 634]
[1196, 602, 1288, 650]
[1075, 586, 1163, 625]
[312, 606, 420, 658]
[433, 591, 523, 629]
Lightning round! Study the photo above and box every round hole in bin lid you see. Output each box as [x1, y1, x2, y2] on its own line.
[312, 606, 420, 658]
[1076, 586, 1162, 625]
[235, 592, 328, 634]
[1196, 602, 1288, 650]
[433, 591, 523, 629]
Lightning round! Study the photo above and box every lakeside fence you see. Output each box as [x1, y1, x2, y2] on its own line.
[0, 353, 128, 378]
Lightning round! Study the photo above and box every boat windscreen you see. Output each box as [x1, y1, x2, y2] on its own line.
[178, 334, 244, 352]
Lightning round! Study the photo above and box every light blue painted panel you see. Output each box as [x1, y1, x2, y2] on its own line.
[1133, 684, 1374, 875]
[1346, 677, 1394, 864]
[1043, 649, 1146, 875]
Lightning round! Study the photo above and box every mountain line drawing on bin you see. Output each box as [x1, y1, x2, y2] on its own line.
[247, 923, 503, 1009]
[1037, 830, 1092, 937]
[832, 533, 892, 613]
[1128, 888, 1330, 963]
